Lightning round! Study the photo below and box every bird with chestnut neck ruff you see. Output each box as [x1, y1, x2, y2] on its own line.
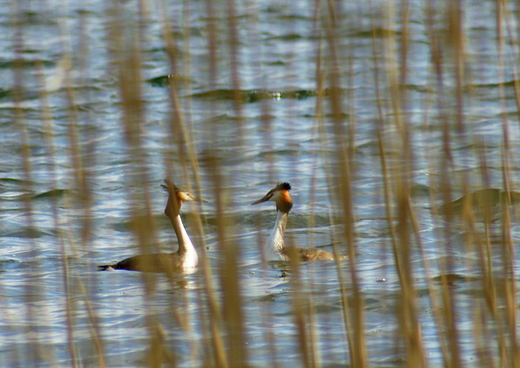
[251, 182, 347, 262]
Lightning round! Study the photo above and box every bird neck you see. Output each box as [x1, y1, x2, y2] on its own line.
[265, 211, 289, 261]
[170, 214, 198, 268]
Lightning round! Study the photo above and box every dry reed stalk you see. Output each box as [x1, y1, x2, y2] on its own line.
[495, 1, 519, 366]
[13, 1, 110, 365]
[158, 0, 232, 366]
[306, 120, 325, 367]
[178, 0, 251, 365]
[369, 1, 428, 364]
[423, 1, 467, 367]
[10, 4, 53, 365]
[313, 15, 351, 368]
[11, 3, 104, 367]
[285, 246, 317, 368]
[61, 24, 110, 367]
[105, 4, 187, 366]
[210, 163, 248, 368]
[319, 1, 368, 366]
[63, 19, 108, 365]
[213, 0, 250, 364]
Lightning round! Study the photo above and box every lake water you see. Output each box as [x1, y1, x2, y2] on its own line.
[1, 0, 520, 367]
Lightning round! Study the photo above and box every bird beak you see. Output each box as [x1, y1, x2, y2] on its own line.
[251, 193, 272, 205]
[194, 196, 209, 203]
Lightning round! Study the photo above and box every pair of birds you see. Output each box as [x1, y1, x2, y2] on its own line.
[99, 180, 345, 273]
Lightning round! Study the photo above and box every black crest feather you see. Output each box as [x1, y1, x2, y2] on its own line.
[277, 182, 291, 191]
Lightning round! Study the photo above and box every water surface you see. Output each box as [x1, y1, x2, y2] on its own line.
[1, 0, 519, 367]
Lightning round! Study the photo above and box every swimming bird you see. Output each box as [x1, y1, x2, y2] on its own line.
[99, 180, 205, 272]
[251, 182, 346, 262]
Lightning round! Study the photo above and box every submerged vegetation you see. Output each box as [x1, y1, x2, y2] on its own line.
[3, 0, 520, 367]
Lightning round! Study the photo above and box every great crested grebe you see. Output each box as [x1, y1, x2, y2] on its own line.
[252, 182, 347, 262]
[99, 179, 205, 272]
